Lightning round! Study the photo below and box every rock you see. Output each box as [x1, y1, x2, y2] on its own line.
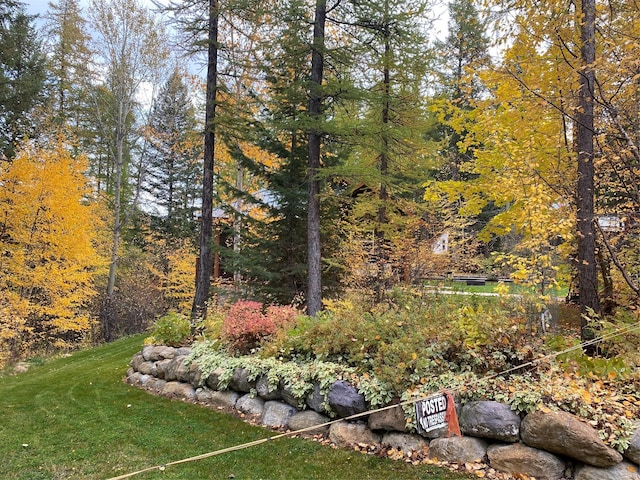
[162, 381, 195, 400]
[574, 460, 640, 480]
[521, 410, 623, 467]
[329, 422, 381, 448]
[281, 385, 304, 409]
[487, 443, 566, 480]
[306, 382, 327, 414]
[205, 368, 224, 390]
[136, 361, 157, 377]
[130, 353, 145, 371]
[328, 380, 367, 418]
[368, 405, 407, 432]
[154, 359, 173, 379]
[624, 425, 640, 464]
[288, 410, 331, 435]
[382, 433, 428, 454]
[163, 357, 190, 383]
[261, 401, 298, 428]
[228, 368, 256, 393]
[128, 372, 152, 386]
[236, 394, 265, 416]
[189, 361, 203, 387]
[196, 389, 240, 409]
[256, 376, 281, 401]
[143, 345, 176, 361]
[126, 371, 143, 385]
[145, 378, 166, 393]
[428, 436, 488, 464]
[460, 401, 521, 442]
[176, 347, 192, 356]
[419, 423, 449, 439]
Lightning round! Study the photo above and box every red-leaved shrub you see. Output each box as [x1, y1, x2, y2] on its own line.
[222, 301, 297, 354]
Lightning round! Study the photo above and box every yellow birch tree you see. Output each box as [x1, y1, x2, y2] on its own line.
[0, 140, 106, 363]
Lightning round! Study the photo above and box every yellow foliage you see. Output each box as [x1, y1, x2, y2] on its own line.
[0, 140, 107, 358]
[163, 241, 197, 315]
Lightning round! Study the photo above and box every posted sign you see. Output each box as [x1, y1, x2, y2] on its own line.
[415, 393, 449, 434]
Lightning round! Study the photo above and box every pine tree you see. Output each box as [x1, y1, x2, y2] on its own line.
[44, 0, 94, 133]
[0, 3, 46, 159]
[145, 69, 201, 241]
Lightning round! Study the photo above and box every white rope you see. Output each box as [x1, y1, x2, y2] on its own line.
[107, 319, 640, 480]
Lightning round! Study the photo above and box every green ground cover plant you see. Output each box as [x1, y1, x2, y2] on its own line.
[0, 335, 471, 480]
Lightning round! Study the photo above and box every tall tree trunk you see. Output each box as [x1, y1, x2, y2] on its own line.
[102, 93, 126, 342]
[192, 0, 219, 324]
[374, 18, 391, 302]
[576, 0, 600, 347]
[306, 0, 326, 316]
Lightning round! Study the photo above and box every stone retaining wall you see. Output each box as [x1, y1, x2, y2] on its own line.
[126, 345, 640, 480]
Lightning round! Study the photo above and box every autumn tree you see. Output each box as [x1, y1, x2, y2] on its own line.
[0, 140, 106, 364]
[0, 2, 47, 159]
[89, 0, 168, 339]
[330, 0, 431, 296]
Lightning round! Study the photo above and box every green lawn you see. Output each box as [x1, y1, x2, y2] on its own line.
[0, 336, 470, 480]
[425, 279, 568, 298]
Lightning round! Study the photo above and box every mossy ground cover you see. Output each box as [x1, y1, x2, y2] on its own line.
[0, 335, 470, 480]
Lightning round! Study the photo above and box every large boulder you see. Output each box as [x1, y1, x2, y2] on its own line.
[162, 357, 190, 383]
[256, 376, 281, 401]
[145, 377, 166, 394]
[143, 345, 176, 361]
[162, 381, 195, 400]
[306, 382, 328, 414]
[280, 385, 304, 409]
[428, 437, 488, 464]
[136, 361, 157, 377]
[624, 425, 640, 464]
[236, 394, 265, 416]
[189, 361, 203, 387]
[154, 358, 173, 379]
[487, 443, 566, 480]
[130, 353, 145, 371]
[205, 368, 224, 391]
[382, 433, 428, 454]
[228, 368, 256, 393]
[195, 389, 240, 409]
[261, 401, 297, 428]
[329, 422, 381, 448]
[521, 410, 623, 467]
[574, 460, 640, 480]
[460, 401, 521, 442]
[288, 410, 331, 435]
[328, 381, 367, 418]
[368, 405, 407, 433]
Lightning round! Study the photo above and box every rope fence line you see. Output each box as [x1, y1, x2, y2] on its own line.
[107, 320, 640, 480]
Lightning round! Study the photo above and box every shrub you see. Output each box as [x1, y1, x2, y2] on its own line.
[146, 312, 191, 347]
[221, 301, 298, 354]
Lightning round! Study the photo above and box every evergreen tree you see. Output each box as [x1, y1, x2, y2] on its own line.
[335, 0, 432, 294]
[145, 69, 201, 241]
[44, 0, 94, 134]
[0, 2, 47, 159]
[216, 0, 311, 304]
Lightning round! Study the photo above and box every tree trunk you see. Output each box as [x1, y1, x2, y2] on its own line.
[306, 0, 326, 317]
[192, 0, 219, 325]
[374, 13, 391, 302]
[576, 0, 600, 347]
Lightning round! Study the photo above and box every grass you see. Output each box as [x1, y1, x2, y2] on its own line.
[0, 335, 471, 480]
[424, 279, 568, 298]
